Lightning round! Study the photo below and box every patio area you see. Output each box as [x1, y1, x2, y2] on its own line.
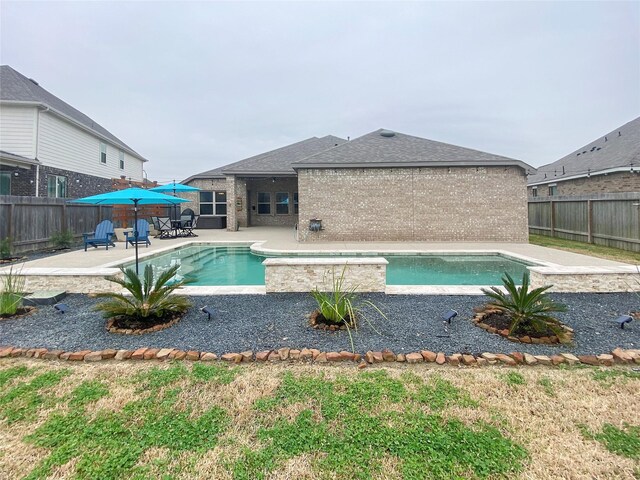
[1, 226, 636, 295]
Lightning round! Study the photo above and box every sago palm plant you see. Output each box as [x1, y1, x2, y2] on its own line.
[481, 272, 567, 336]
[96, 264, 191, 324]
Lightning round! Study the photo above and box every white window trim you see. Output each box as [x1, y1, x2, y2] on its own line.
[100, 142, 107, 165]
[119, 151, 125, 170]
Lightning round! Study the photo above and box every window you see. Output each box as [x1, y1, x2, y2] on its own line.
[199, 191, 213, 215]
[531, 187, 538, 198]
[276, 192, 289, 215]
[0, 172, 10, 195]
[257, 192, 271, 214]
[215, 191, 227, 215]
[119, 151, 125, 170]
[548, 184, 557, 196]
[47, 175, 67, 198]
[199, 191, 227, 215]
[293, 192, 299, 214]
[100, 142, 107, 164]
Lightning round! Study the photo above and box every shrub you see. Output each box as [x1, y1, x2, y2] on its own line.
[50, 230, 74, 250]
[95, 264, 191, 325]
[0, 266, 26, 316]
[0, 238, 12, 260]
[481, 272, 567, 336]
[310, 266, 386, 350]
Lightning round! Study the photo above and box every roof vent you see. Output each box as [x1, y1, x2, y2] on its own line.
[380, 130, 395, 137]
[28, 78, 39, 86]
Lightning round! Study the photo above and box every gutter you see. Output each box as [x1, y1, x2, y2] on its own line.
[528, 166, 638, 187]
[293, 160, 535, 172]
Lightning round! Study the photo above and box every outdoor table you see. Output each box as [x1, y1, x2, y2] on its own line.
[171, 219, 187, 237]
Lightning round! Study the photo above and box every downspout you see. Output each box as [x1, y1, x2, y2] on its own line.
[34, 105, 50, 197]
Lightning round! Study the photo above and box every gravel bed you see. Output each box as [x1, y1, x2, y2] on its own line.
[1, 293, 638, 356]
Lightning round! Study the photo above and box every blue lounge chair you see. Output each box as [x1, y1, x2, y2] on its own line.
[83, 220, 116, 251]
[124, 219, 152, 249]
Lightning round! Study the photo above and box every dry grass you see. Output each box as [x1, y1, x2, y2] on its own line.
[1, 358, 639, 479]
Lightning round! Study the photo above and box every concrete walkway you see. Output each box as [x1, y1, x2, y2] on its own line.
[8, 226, 632, 270]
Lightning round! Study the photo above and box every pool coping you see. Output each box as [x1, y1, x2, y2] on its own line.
[8, 240, 639, 295]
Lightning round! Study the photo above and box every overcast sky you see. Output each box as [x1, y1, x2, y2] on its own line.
[1, 1, 638, 183]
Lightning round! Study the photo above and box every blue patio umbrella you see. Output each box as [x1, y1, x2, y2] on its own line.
[70, 187, 189, 274]
[149, 181, 200, 220]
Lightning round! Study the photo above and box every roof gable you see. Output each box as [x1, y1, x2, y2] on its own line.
[0, 65, 146, 160]
[527, 116, 640, 185]
[184, 135, 347, 182]
[294, 129, 532, 170]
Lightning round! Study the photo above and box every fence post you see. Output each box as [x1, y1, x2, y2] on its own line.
[61, 201, 67, 233]
[7, 203, 14, 242]
[587, 200, 593, 244]
[549, 200, 555, 237]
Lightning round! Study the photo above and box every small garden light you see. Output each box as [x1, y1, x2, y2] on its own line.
[442, 309, 458, 324]
[615, 315, 633, 329]
[201, 306, 214, 320]
[54, 303, 68, 314]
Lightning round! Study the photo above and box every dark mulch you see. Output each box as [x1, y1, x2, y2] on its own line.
[480, 312, 558, 338]
[0, 293, 638, 356]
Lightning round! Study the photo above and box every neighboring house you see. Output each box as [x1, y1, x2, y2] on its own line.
[527, 116, 640, 197]
[0, 65, 148, 197]
[185, 129, 533, 242]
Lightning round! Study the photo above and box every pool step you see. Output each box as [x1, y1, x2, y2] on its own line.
[23, 290, 67, 306]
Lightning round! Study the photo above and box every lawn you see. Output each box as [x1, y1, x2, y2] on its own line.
[0, 359, 639, 479]
[529, 234, 640, 265]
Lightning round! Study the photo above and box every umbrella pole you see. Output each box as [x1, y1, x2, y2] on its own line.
[134, 200, 139, 275]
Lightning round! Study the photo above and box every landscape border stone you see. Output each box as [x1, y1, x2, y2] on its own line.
[0, 345, 638, 368]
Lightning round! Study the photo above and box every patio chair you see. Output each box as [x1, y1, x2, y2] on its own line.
[124, 219, 152, 249]
[83, 219, 116, 251]
[181, 215, 199, 237]
[157, 217, 173, 239]
[150, 216, 160, 235]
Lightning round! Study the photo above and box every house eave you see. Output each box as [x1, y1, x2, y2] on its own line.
[293, 160, 534, 171]
[527, 166, 637, 187]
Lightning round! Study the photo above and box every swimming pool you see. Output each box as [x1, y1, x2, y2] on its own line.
[130, 245, 532, 286]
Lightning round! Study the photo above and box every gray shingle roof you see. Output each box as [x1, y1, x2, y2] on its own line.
[293, 129, 533, 171]
[0, 65, 147, 161]
[183, 135, 347, 182]
[527, 116, 640, 185]
[222, 135, 346, 175]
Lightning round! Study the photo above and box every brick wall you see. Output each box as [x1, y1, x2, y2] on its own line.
[0, 164, 36, 195]
[298, 166, 529, 242]
[38, 165, 114, 198]
[246, 177, 298, 227]
[528, 171, 640, 197]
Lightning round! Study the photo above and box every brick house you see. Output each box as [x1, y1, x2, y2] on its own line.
[185, 129, 533, 242]
[527, 116, 640, 197]
[0, 65, 148, 198]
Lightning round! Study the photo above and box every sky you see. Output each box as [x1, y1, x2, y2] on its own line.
[1, 1, 638, 183]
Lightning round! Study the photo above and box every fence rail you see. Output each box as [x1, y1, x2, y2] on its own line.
[0, 196, 113, 254]
[528, 192, 640, 252]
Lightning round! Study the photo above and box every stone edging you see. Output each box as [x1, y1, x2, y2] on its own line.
[0, 346, 638, 367]
[106, 316, 182, 335]
[472, 309, 574, 345]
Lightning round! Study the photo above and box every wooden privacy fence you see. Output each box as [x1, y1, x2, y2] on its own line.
[528, 192, 640, 252]
[0, 196, 113, 254]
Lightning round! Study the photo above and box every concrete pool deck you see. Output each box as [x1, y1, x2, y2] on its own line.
[2, 226, 637, 294]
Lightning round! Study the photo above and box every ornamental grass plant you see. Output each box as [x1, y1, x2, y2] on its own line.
[0, 266, 26, 316]
[310, 265, 386, 350]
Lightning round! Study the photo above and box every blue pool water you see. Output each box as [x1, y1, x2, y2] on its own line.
[131, 245, 531, 286]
